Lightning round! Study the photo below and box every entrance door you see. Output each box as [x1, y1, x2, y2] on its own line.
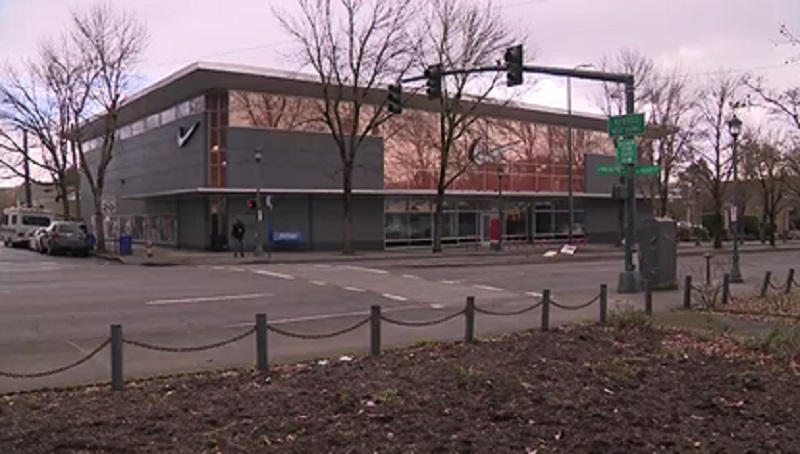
[480, 213, 496, 244]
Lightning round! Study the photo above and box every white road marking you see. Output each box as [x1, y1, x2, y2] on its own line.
[343, 286, 366, 293]
[440, 280, 459, 285]
[145, 293, 270, 306]
[67, 340, 107, 367]
[313, 264, 332, 268]
[212, 266, 226, 270]
[341, 265, 388, 274]
[252, 270, 295, 280]
[229, 267, 247, 272]
[525, 291, 543, 298]
[224, 306, 418, 328]
[310, 280, 327, 286]
[402, 274, 421, 280]
[430, 303, 445, 309]
[381, 293, 408, 301]
[473, 284, 504, 292]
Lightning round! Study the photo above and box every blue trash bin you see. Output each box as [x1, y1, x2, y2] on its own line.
[119, 235, 133, 256]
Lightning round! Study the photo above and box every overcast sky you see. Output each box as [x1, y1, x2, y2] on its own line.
[1, 0, 798, 115]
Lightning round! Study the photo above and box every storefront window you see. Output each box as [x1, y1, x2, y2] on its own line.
[408, 213, 432, 239]
[385, 213, 407, 240]
[457, 212, 477, 237]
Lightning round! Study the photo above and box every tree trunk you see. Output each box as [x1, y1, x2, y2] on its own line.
[712, 209, 723, 249]
[432, 185, 445, 253]
[94, 198, 106, 253]
[768, 208, 777, 247]
[74, 181, 82, 220]
[341, 163, 354, 255]
[59, 182, 71, 220]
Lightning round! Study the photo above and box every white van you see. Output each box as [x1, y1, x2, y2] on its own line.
[1, 207, 55, 248]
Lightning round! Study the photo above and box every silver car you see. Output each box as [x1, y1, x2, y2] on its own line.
[28, 227, 48, 252]
[43, 221, 90, 257]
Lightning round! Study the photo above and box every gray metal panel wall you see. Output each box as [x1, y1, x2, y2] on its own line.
[80, 112, 207, 219]
[225, 194, 383, 251]
[583, 153, 619, 195]
[225, 128, 384, 190]
[177, 197, 208, 249]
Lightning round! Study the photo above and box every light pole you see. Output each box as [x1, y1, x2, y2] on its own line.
[728, 114, 743, 283]
[566, 63, 593, 245]
[254, 147, 264, 257]
[496, 164, 505, 251]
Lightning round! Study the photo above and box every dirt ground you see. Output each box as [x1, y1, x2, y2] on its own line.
[1, 324, 799, 453]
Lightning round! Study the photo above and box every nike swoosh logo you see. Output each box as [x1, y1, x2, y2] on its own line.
[177, 122, 200, 147]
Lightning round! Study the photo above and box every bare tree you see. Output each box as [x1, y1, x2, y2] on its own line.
[740, 128, 791, 246]
[421, 0, 522, 253]
[71, 3, 147, 252]
[695, 74, 743, 249]
[0, 61, 74, 216]
[276, 0, 416, 254]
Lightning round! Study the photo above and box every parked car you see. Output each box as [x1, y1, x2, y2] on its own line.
[28, 227, 48, 252]
[43, 221, 91, 257]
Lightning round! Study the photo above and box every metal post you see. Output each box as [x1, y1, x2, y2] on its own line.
[497, 169, 504, 251]
[464, 296, 475, 344]
[760, 271, 772, 297]
[599, 284, 608, 325]
[704, 252, 712, 285]
[110, 324, 123, 391]
[644, 280, 653, 315]
[266, 204, 272, 259]
[722, 273, 730, 305]
[370, 305, 381, 357]
[729, 132, 743, 283]
[683, 275, 692, 309]
[786, 268, 795, 294]
[541, 289, 551, 332]
[255, 313, 268, 372]
[617, 77, 640, 294]
[254, 149, 264, 257]
[566, 76, 574, 245]
[22, 128, 32, 208]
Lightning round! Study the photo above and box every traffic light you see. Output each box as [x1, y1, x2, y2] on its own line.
[246, 198, 256, 210]
[387, 83, 403, 114]
[504, 44, 523, 87]
[424, 64, 443, 100]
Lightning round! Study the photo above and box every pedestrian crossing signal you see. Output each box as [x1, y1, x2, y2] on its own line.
[246, 198, 256, 210]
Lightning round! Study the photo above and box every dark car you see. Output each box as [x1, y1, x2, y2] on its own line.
[44, 221, 91, 257]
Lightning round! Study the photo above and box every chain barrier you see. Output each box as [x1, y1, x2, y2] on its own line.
[123, 327, 255, 353]
[268, 317, 370, 340]
[550, 293, 601, 311]
[474, 300, 543, 316]
[766, 276, 782, 291]
[380, 309, 465, 327]
[0, 338, 110, 379]
[792, 277, 800, 289]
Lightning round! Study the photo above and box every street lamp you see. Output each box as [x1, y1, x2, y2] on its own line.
[253, 147, 264, 257]
[496, 164, 505, 251]
[567, 63, 593, 245]
[728, 113, 743, 283]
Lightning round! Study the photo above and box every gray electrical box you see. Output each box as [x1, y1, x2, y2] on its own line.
[637, 217, 678, 290]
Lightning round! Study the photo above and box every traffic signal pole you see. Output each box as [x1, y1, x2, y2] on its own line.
[395, 57, 640, 293]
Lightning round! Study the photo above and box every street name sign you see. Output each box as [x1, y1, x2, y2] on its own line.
[616, 138, 637, 165]
[608, 113, 645, 137]
[596, 164, 661, 176]
[597, 165, 622, 175]
[635, 165, 660, 176]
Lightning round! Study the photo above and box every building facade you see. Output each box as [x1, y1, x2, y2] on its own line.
[78, 62, 649, 251]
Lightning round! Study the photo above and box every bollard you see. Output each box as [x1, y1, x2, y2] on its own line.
[704, 252, 712, 285]
[786, 269, 795, 294]
[110, 324, 123, 391]
[760, 271, 772, 297]
[722, 274, 730, 306]
[370, 305, 381, 357]
[599, 284, 608, 325]
[464, 296, 475, 344]
[683, 275, 692, 310]
[541, 289, 551, 332]
[255, 313, 268, 373]
[644, 280, 653, 316]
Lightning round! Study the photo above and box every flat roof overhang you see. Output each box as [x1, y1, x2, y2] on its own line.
[80, 62, 609, 139]
[121, 187, 643, 200]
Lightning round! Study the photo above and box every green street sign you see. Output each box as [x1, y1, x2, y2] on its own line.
[597, 164, 622, 175]
[635, 164, 661, 176]
[616, 138, 637, 165]
[608, 113, 645, 137]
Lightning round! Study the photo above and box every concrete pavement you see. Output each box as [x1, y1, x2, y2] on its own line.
[0, 243, 797, 393]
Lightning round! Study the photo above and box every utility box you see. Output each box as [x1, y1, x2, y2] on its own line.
[637, 217, 678, 290]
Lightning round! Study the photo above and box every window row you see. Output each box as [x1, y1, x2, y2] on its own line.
[82, 96, 206, 151]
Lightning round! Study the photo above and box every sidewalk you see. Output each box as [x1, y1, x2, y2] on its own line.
[94, 241, 800, 267]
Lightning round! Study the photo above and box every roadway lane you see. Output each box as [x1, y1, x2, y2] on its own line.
[1, 245, 798, 393]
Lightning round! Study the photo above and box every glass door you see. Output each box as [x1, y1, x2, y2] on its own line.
[480, 213, 495, 244]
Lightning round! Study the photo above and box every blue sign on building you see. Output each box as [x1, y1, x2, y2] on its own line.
[272, 231, 303, 243]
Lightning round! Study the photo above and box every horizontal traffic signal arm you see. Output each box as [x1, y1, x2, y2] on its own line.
[401, 64, 631, 85]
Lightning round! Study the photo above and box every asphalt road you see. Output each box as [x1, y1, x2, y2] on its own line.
[0, 244, 796, 393]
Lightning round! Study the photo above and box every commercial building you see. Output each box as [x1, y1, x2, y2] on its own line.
[78, 62, 649, 251]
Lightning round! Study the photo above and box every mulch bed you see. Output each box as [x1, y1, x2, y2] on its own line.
[1, 325, 799, 453]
